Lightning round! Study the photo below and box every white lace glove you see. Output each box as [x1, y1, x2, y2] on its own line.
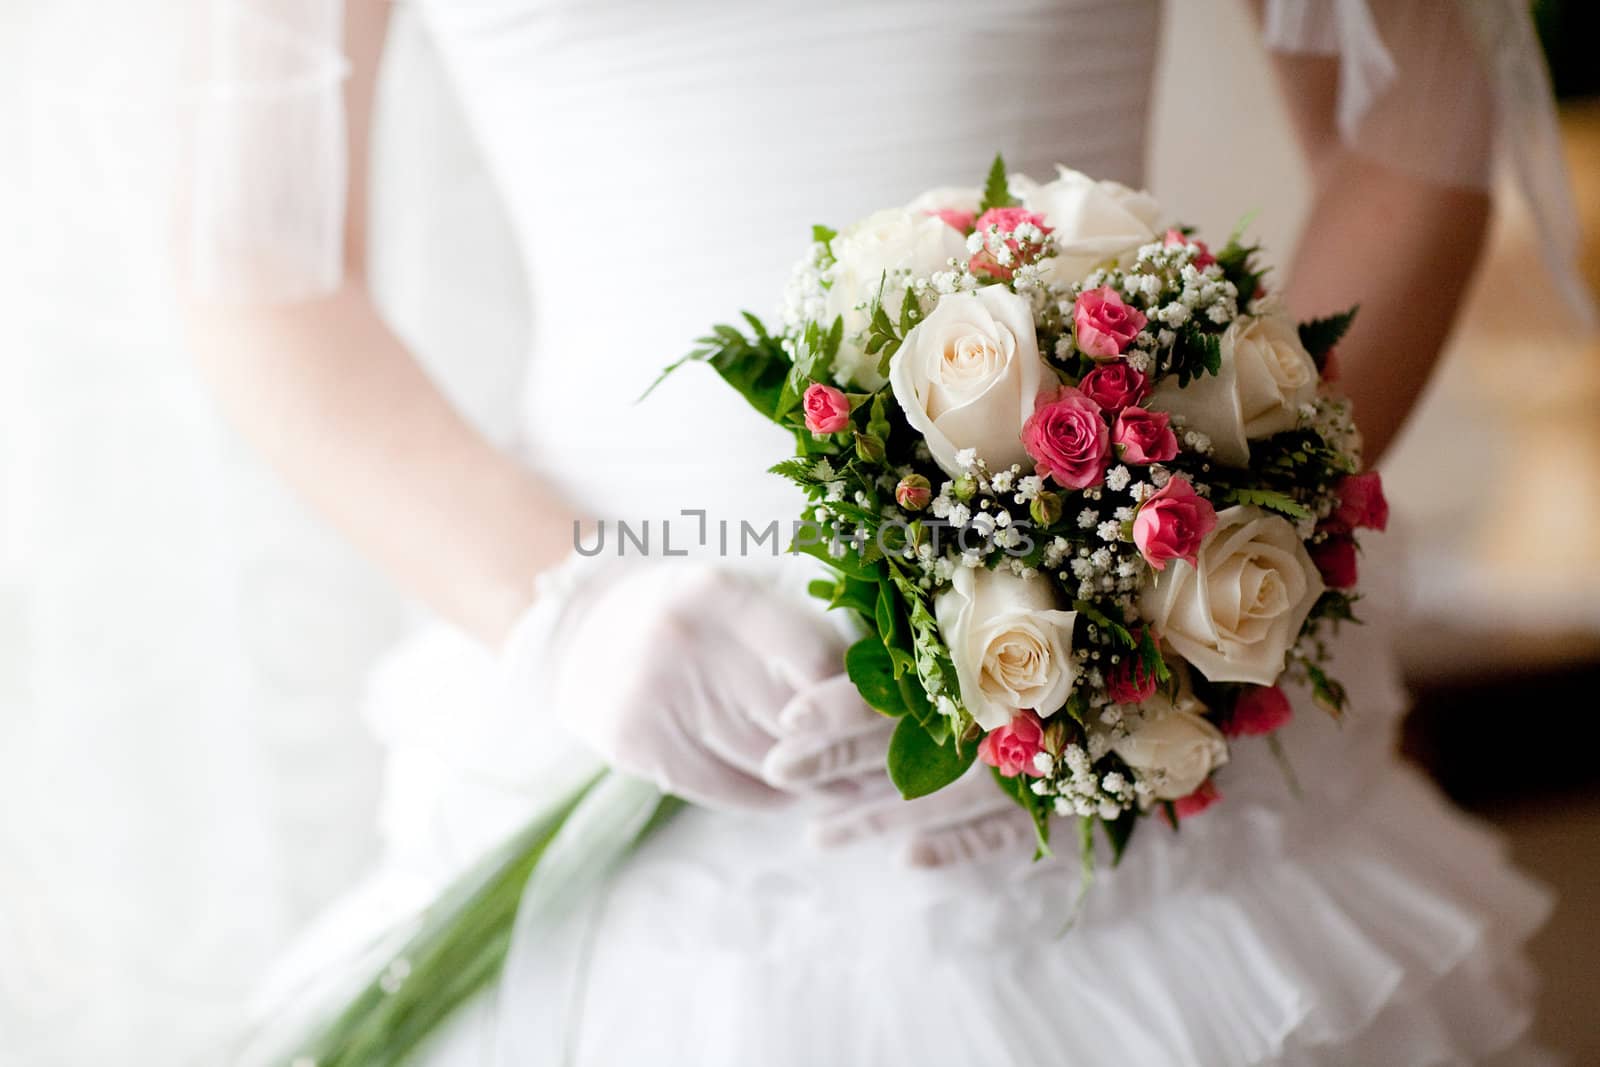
[807, 763, 1037, 868]
[505, 560, 895, 811]
[770, 670, 1037, 868]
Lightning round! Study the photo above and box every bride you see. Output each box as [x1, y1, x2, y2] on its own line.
[184, 0, 1566, 1063]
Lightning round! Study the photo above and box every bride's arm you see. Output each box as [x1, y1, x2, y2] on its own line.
[1265, 49, 1490, 464]
[183, 0, 576, 646]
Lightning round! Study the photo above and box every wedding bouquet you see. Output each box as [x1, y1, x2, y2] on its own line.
[663, 156, 1385, 861]
[273, 157, 1386, 1065]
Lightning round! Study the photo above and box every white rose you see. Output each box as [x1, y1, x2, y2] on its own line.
[1110, 681, 1228, 801]
[1140, 505, 1325, 686]
[1013, 166, 1161, 289]
[1148, 313, 1319, 467]
[888, 286, 1046, 477]
[825, 208, 969, 390]
[934, 566, 1079, 731]
[905, 185, 981, 219]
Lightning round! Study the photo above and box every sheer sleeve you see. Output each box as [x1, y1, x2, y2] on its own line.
[39, 1, 351, 303]
[181, 0, 350, 301]
[1263, 0, 1597, 329]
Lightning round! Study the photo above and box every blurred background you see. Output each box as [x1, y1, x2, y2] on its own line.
[4, 0, 1598, 1063]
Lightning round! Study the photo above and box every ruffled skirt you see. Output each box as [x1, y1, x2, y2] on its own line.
[256, 579, 1555, 1067]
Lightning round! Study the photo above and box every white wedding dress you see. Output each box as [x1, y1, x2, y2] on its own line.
[255, 2, 1557, 1064]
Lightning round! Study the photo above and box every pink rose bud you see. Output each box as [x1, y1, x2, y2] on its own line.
[1310, 536, 1359, 589]
[968, 206, 1053, 280]
[976, 710, 1050, 779]
[1112, 407, 1179, 465]
[1073, 285, 1148, 359]
[1171, 779, 1222, 821]
[1077, 361, 1150, 411]
[929, 208, 975, 234]
[1226, 685, 1293, 737]
[1327, 471, 1388, 533]
[895, 474, 932, 512]
[1163, 227, 1217, 269]
[1107, 644, 1159, 705]
[802, 382, 851, 434]
[1022, 386, 1111, 490]
[1132, 476, 1217, 571]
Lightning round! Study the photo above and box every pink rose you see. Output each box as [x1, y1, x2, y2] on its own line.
[1107, 642, 1159, 705]
[1074, 285, 1148, 359]
[1226, 685, 1293, 737]
[1112, 407, 1179, 465]
[1132, 476, 1217, 571]
[1310, 536, 1359, 589]
[1171, 779, 1222, 821]
[1077, 361, 1150, 411]
[968, 206, 1052, 280]
[802, 382, 850, 434]
[1327, 471, 1388, 533]
[977, 710, 1049, 779]
[929, 208, 975, 234]
[1022, 387, 1111, 490]
[1163, 228, 1217, 270]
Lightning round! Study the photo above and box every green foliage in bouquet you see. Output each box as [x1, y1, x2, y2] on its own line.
[658, 155, 1372, 876]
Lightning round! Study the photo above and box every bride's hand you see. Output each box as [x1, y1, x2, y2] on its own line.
[770, 684, 1035, 868]
[526, 563, 894, 811]
[801, 761, 1037, 869]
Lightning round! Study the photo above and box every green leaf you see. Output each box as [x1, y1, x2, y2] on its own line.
[1214, 235, 1265, 305]
[278, 773, 684, 1067]
[991, 766, 1052, 858]
[888, 716, 977, 799]
[1216, 486, 1311, 520]
[845, 637, 907, 716]
[1099, 808, 1139, 864]
[1298, 307, 1358, 364]
[1166, 327, 1223, 388]
[651, 314, 792, 421]
[1308, 589, 1361, 625]
[874, 580, 899, 649]
[1304, 660, 1349, 719]
[811, 223, 838, 247]
[977, 152, 1018, 214]
[787, 536, 877, 581]
[829, 575, 881, 619]
[1072, 599, 1131, 647]
[867, 393, 892, 452]
[898, 284, 925, 336]
[807, 579, 835, 602]
[1135, 626, 1172, 685]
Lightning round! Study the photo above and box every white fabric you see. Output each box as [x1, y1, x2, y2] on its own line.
[240, 1, 1555, 1063]
[2, 10, 491, 1065]
[38, 0, 353, 302]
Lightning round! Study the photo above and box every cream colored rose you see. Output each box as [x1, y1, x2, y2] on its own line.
[935, 565, 1079, 731]
[1110, 684, 1229, 801]
[1148, 313, 1319, 467]
[825, 208, 969, 389]
[1013, 166, 1161, 288]
[1140, 505, 1325, 685]
[905, 185, 981, 219]
[889, 286, 1047, 476]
